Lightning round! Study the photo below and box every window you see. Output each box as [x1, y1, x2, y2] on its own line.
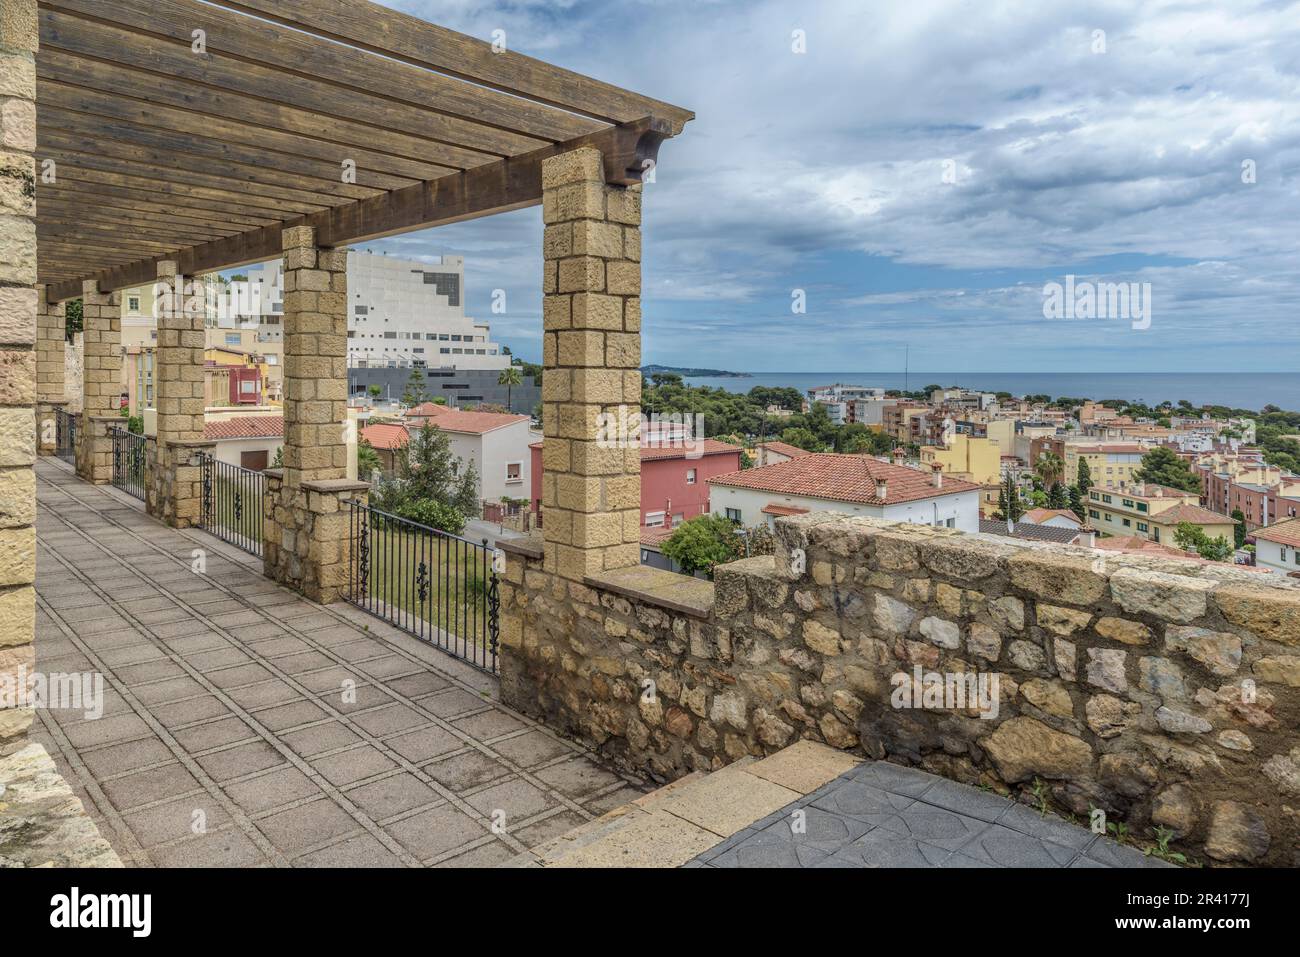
[725, 508, 742, 523]
[1122, 518, 1131, 527]
[127, 296, 141, 313]
[645, 511, 666, 528]
[1102, 494, 1112, 504]
[224, 333, 241, 346]
[686, 468, 697, 485]
[1089, 509, 1100, 519]
[1137, 522, 1149, 533]
[1122, 499, 1134, 508]
[506, 462, 522, 484]
[1137, 502, 1148, 512]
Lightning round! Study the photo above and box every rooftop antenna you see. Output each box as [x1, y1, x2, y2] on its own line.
[904, 345, 909, 394]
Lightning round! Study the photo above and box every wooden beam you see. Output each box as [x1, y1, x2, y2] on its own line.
[45, 0, 603, 143]
[36, 199, 241, 240]
[44, 118, 673, 303]
[38, 180, 279, 228]
[39, 16, 521, 166]
[35, 86, 454, 184]
[214, 0, 695, 131]
[38, 128, 384, 203]
[38, 145, 369, 211]
[42, 166, 329, 218]
[39, 104, 421, 192]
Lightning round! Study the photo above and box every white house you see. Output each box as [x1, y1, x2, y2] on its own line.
[707, 453, 981, 532]
[402, 404, 533, 503]
[1253, 520, 1300, 577]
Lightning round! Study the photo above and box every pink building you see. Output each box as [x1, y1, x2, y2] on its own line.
[530, 439, 743, 528]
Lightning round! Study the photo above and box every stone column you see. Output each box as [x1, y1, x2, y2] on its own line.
[0, 0, 38, 748]
[34, 287, 65, 455]
[264, 226, 361, 601]
[148, 261, 213, 527]
[74, 280, 120, 484]
[539, 147, 643, 580]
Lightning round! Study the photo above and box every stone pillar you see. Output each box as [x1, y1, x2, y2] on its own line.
[263, 469, 368, 605]
[148, 261, 212, 527]
[0, 0, 38, 749]
[264, 227, 360, 601]
[34, 287, 65, 455]
[74, 280, 120, 484]
[280, 225, 348, 485]
[539, 146, 643, 580]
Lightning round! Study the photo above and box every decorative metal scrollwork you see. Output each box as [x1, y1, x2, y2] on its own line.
[357, 510, 371, 601]
[201, 456, 213, 527]
[487, 567, 501, 659]
[416, 561, 429, 603]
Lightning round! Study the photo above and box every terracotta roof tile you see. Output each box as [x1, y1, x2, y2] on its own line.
[203, 415, 283, 440]
[1151, 504, 1233, 526]
[1022, 508, 1082, 526]
[1254, 519, 1300, 549]
[709, 453, 979, 506]
[640, 439, 742, 461]
[405, 403, 529, 435]
[758, 441, 814, 459]
[359, 423, 410, 450]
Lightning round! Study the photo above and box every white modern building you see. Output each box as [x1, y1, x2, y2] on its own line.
[707, 453, 981, 532]
[245, 250, 510, 372]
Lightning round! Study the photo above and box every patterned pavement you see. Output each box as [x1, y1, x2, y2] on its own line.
[687, 760, 1175, 868]
[30, 458, 645, 867]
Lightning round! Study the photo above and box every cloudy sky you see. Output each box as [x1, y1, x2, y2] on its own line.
[361, 0, 1300, 373]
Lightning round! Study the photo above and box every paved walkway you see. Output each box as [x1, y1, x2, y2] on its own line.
[30, 459, 645, 867]
[688, 760, 1173, 868]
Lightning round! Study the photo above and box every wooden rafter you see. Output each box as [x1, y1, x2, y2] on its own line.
[35, 0, 693, 300]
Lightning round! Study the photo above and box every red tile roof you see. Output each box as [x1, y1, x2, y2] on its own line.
[709, 453, 980, 506]
[1151, 504, 1233, 526]
[757, 441, 813, 460]
[360, 423, 410, 451]
[203, 415, 283, 440]
[640, 525, 676, 548]
[640, 439, 742, 462]
[1126, 484, 1200, 500]
[405, 403, 529, 434]
[1022, 508, 1082, 526]
[1254, 518, 1300, 549]
[762, 503, 811, 517]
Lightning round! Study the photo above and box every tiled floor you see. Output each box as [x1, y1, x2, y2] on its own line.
[687, 761, 1175, 868]
[31, 459, 646, 867]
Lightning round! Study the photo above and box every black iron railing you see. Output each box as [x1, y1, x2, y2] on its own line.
[54, 408, 76, 464]
[199, 453, 265, 557]
[111, 428, 150, 501]
[345, 500, 500, 673]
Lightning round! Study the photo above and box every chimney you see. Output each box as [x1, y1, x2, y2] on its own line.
[931, 462, 944, 489]
[1006, 517, 1015, 535]
[1079, 525, 1097, 548]
[892, 448, 905, 465]
[877, 477, 889, 501]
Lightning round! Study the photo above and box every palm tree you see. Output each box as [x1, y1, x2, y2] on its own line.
[1035, 450, 1064, 490]
[498, 365, 523, 412]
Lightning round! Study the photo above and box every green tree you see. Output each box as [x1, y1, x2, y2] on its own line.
[1073, 457, 1093, 520]
[65, 298, 83, 339]
[1230, 509, 1247, 549]
[780, 427, 823, 452]
[367, 384, 382, 400]
[994, 474, 1024, 522]
[1173, 522, 1233, 562]
[1047, 482, 1070, 510]
[402, 368, 429, 407]
[660, 515, 742, 578]
[375, 423, 480, 530]
[498, 365, 523, 411]
[1133, 447, 1201, 493]
[1035, 450, 1065, 489]
[356, 439, 382, 481]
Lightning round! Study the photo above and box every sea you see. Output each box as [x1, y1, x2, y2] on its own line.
[676, 372, 1299, 414]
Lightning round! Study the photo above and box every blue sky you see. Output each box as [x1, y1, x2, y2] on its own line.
[360, 0, 1300, 373]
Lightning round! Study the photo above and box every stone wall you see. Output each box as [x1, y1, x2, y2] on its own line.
[500, 513, 1300, 866]
[0, 0, 37, 753]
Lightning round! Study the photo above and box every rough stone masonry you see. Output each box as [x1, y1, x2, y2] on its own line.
[500, 512, 1300, 866]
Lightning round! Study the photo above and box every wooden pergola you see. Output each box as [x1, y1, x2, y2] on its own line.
[13, 0, 692, 611]
[35, 0, 693, 299]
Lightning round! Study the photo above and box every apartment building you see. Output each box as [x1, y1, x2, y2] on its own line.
[1085, 484, 1236, 546]
[1064, 443, 1145, 490]
[807, 385, 886, 425]
[708, 453, 981, 532]
[919, 433, 1001, 486]
[1196, 452, 1300, 528]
